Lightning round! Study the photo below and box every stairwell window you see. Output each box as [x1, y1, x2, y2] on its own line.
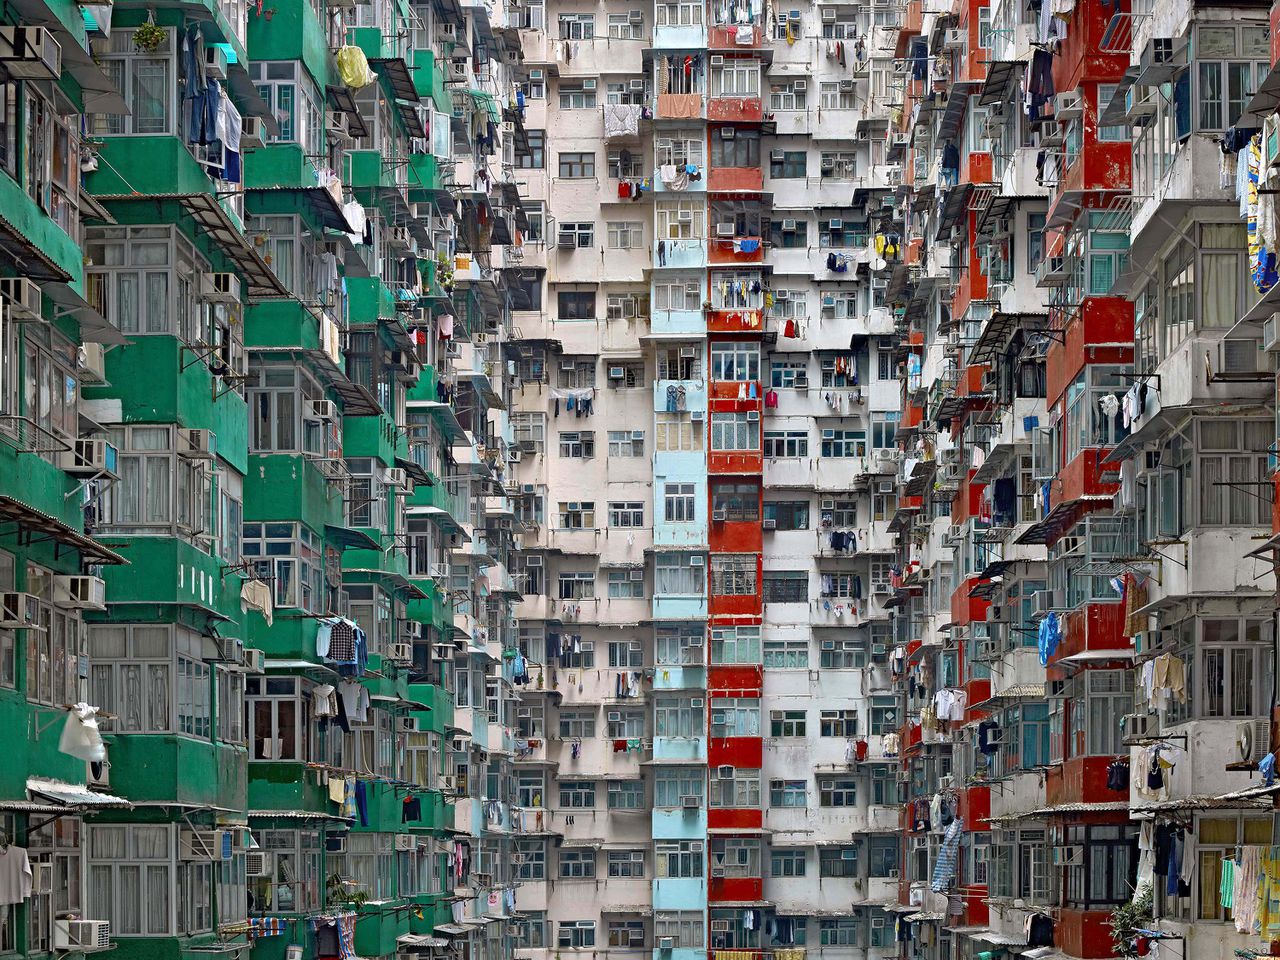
[764, 639, 808, 668]
[654, 695, 705, 738]
[710, 767, 761, 807]
[559, 82, 597, 110]
[768, 779, 806, 807]
[711, 412, 760, 451]
[710, 555, 756, 595]
[710, 697, 760, 736]
[558, 779, 597, 806]
[712, 837, 760, 877]
[559, 849, 595, 879]
[558, 431, 596, 458]
[819, 845, 858, 878]
[656, 840, 704, 878]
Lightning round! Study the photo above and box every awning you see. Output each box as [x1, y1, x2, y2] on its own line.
[330, 380, 383, 418]
[398, 934, 450, 949]
[395, 457, 434, 488]
[968, 310, 1048, 365]
[1053, 649, 1135, 667]
[0, 207, 71, 282]
[325, 523, 382, 552]
[26, 778, 130, 809]
[935, 183, 974, 239]
[0, 495, 128, 565]
[979, 60, 1026, 106]
[326, 85, 371, 139]
[2, 0, 128, 114]
[937, 81, 979, 141]
[434, 924, 471, 936]
[1244, 57, 1280, 120]
[94, 193, 287, 298]
[369, 57, 420, 104]
[971, 683, 1046, 709]
[409, 400, 469, 444]
[246, 809, 354, 822]
[42, 280, 127, 345]
[397, 100, 428, 140]
[1101, 66, 1142, 126]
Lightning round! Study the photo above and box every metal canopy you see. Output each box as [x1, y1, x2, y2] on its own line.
[0, 495, 128, 565]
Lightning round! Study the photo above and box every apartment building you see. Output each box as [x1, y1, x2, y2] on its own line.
[880, 0, 1280, 956]
[0, 0, 528, 957]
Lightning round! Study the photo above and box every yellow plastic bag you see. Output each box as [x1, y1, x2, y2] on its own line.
[336, 45, 377, 89]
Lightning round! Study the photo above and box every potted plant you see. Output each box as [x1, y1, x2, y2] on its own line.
[132, 19, 165, 53]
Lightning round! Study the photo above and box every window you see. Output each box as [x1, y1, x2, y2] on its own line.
[608, 781, 645, 810]
[558, 780, 598, 807]
[712, 482, 759, 521]
[869, 836, 899, 877]
[764, 430, 808, 458]
[769, 358, 809, 387]
[608, 148, 645, 178]
[558, 13, 595, 37]
[559, 710, 598, 740]
[819, 81, 856, 109]
[518, 129, 545, 168]
[764, 639, 808, 668]
[93, 29, 178, 136]
[558, 432, 596, 458]
[1062, 824, 1137, 908]
[711, 837, 760, 878]
[768, 80, 807, 111]
[608, 431, 644, 457]
[89, 624, 216, 737]
[608, 570, 645, 598]
[655, 552, 704, 594]
[557, 222, 596, 248]
[713, 63, 760, 97]
[764, 501, 809, 529]
[559, 921, 597, 948]
[248, 60, 324, 158]
[655, 912, 704, 948]
[608, 501, 645, 527]
[525, 205, 546, 242]
[709, 342, 761, 381]
[608, 919, 646, 946]
[557, 292, 596, 320]
[560, 849, 596, 879]
[819, 846, 859, 878]
[710, 697, 760, 737]
[656, 414, 703, 451]
[558, 571, 596, 600]
[664, 483, 697, 522]
[518, 915, 548, 948]
[1197, 617, 1272, 718]
[656, 840, 704, 878]
[820, 709, 858, 736]
[1191, 816, 1271, 921]
[559, 82, 598, 109]
[241, 522, 325, 612]
[820, 428, 865, 458]
[656, 624, 705, 666]
[769, 150, 807, 178]
[517, 840, 547, 880]
[656, 133, 705, 168]
[821, 151, 858, 178]
[711, 412, 760, 451]
[655, 770, 704, 808]
[763, 570, 808, 603]
[558, 501, 596, 528]
[871, 411, 900, 448]
[100, 424, 213, 539]
[818, 776, 857, 807]
[769, 779, 807, 807]
[711, 626, 761, 664]
[654, 696, 705, 738]
[657, 200, 706, 239]
[710, 768, 761, 807]
[607, 294, 647, 323]
[512, 413, 547, 454]
[819, 635, 863, 669]
[88, 824, 175, 935]
[655, 0, 702, 24]
[608, 220, 644, 248]
[711, 555, 756, 595]
[869, 696, 899, 735]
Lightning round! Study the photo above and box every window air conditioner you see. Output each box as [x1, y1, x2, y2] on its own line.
[681, 795, 700, 809]
[0, 592, 38, 628]
[53, 919, 110, 952]
[59, 439, 118, 477]
[245, 851, 276, 877]
[52, 575, 107, 611]
[0, 276, 40, 318]
[201, 272, 241, 304]
[309, 399, 337, 421]
[0, 27, 62, 80]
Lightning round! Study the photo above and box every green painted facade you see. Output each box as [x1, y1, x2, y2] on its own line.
[0, 0, 525, 954]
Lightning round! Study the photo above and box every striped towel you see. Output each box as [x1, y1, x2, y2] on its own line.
[931, 817, 964, 892]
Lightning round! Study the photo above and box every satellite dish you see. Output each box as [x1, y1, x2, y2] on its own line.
[872, 257, 886, 271]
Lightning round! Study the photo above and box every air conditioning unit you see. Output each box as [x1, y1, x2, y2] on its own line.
[448, 59, 468, 81]
[241, 116, 266, 150]
[781, 219, 797, 232]
[327, 110, 350, 138]
[58, 439, 118, 477]
[386, 642, 414, 664]
[720, 126, 736, 140]
[828, 218, 843, 230]
[204, 44, 229, 80]
[712, 509, 727, 522]
[690, 410, 705, 421]
[242, 648, 265, 673]
[630, 78, 645, 90]
[821, 7, 836, 20]
[0, 27, 62, 80]
[609, 366, 626, 379]
[53, 918, 110, 952]
[710, 55, 725, 66]
[32, 860, 53, 895]
[711, 866, 726, 877]
[201, 272, 241, 304]
[52, 575, 106, 611]
[395, 834, 417, 851]
[659, 937, 676, 951]
[0, 276, 40, 318]
[1238, 718, 1272, 763]
[245, 851, 276, 877]
[944, 27, 965, 48]
[180, 830, 222, 860]
[762, 518, 777, 530]
[792, 79, 807, 90]
[387, 467, 409, 490]
[716, 222, 736, 237]
[309, 399, 336, 421]
[388, 225, 413, 250]
[839, 79, 854, 91]
[582, 79, 597, 90]
[770, 149, 786, 161]
[326, 834, 347, 854]
[746, 410, 760, 421]
[681, 795, 700, 809]
[1032, 589, 1061, 617]
[179, 428, 215, 460]
[0, 592, 38, 628]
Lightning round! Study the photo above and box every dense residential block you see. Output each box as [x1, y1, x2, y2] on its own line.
[6, 0, 1280, 956]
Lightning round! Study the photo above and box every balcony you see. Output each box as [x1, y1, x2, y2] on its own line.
[654, 238, 708, 269]
[708, 237, 764, 265]
[708, 166, 764, 193]
[655, 93, 706, 119]
[709, 24, 762, 49]
[706, 308, 764, 332]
